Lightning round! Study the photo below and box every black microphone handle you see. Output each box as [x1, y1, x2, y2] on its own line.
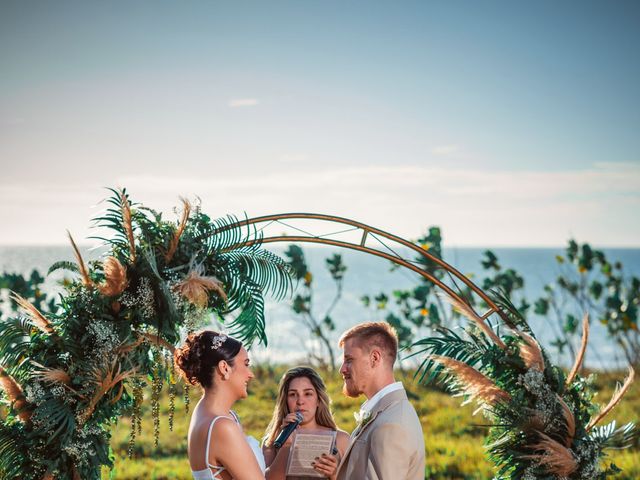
[274, 412, 303, 448]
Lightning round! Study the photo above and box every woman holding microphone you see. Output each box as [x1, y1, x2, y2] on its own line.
[263, 367, 349, 479]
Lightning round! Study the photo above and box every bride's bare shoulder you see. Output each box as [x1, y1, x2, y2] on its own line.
[209, 416, 242, 438]
[190, 414, 237, 443]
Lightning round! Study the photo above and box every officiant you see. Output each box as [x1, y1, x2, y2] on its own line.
[262, 367, 350, 479]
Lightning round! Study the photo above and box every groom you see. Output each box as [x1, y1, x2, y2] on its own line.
[335, 322, 425, 480]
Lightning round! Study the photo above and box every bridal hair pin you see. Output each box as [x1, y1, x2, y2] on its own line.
[211, 334, 228, 350]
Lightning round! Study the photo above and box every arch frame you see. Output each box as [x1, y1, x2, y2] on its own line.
[206, 212, 509, 325]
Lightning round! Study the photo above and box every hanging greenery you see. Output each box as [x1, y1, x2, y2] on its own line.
[413, 292, 636, 479]
[0, 188, 293, 480]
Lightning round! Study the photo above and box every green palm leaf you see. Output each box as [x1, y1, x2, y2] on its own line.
[213, 246, 292, 345]
[489, 288, 531, 333]
[89, 187, 134, 251]
[47, 261, 79, 276]
[33, 397, 76, 445]
[409, 327, 491, 385]
[219, 247, 293, 302]
[590, 421, 636, 449]
[1, 189, 295, 479]
[223, 278, 267, 346]
[0, 423, 25, 479]
[0, 317, 32, 381]
[199, 213, 261, 255]
[191, 216, 294, 345]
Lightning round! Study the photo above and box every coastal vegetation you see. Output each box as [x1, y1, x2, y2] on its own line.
[101, 366, 639, 479]
[1, 192, 637, 479]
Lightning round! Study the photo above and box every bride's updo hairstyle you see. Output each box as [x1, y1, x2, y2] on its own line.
[174, 330, 242, 389]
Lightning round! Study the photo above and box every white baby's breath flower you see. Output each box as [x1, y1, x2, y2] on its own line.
[121, 277, 155, 318]
[24, 381, 47, 405]
[87, 320, 120, 359]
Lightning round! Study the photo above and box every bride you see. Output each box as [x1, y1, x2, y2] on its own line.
[175, 330, 285, 480]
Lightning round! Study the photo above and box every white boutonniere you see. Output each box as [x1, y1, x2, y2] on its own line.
[354, 409, 372, 427]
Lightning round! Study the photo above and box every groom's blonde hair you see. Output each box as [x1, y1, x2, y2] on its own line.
[339, 322, 398, 365]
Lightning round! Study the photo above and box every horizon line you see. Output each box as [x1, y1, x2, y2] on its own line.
[1, 242, 639, 250]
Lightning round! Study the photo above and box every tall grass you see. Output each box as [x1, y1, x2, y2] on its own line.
[103, 365, 639, 480]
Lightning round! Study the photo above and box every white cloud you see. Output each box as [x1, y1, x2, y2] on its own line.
[431, 145, 459, 156]
[280, 154, 309, 163]
[228, 98, 259, 107]
[2, 163, 639, 246]
[592, 161, 640, 171]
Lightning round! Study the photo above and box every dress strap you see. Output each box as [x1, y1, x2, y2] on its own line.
[205, 415, 234, 470]
[229, 410, 240, 424]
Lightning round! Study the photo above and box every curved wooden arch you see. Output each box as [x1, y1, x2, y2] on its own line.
[214, 213, 508, 324]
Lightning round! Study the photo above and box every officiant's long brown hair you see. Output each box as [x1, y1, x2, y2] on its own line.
[263, 366, 338, 447]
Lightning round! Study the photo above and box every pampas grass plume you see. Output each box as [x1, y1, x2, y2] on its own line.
[98, 257, 128, 297]
[517, 331, 545, 372]
[523, 432, 578, 476]
[165, 197, 192, 262]
[566, 313, 589, 386]
[438, 293, 507, 350]
[429, 355, 511, 408]
[174, 268, 227, 309]
[120, 191, 136, 262]
[587, 366, 635, 431]
[10, 292, 54, 334]
[67, 230, 93, 287]
[0, 367, 31, 422]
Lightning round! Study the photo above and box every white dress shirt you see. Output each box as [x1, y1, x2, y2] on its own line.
[359, 381, 404, 417]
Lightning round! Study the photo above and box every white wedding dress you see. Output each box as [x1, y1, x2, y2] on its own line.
[191, 411, 266, 479]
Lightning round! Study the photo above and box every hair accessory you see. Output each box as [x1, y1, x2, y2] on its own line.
[211, 334, 228, 350]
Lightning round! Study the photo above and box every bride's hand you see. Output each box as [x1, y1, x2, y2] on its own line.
[311, 452, 339, 479]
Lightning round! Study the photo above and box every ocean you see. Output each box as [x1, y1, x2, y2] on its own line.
[1, 245, 639, 370]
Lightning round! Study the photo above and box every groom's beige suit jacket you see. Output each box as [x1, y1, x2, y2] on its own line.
[336, 388, 425, 480]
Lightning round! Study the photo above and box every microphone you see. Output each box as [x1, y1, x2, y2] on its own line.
[274, 411, 303, 448]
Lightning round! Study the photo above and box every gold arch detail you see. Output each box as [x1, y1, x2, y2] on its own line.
[218, 213, 507, 324]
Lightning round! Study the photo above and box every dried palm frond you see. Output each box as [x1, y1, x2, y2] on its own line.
[117, 335, 145, 354]
[0, 366, 31, 422]
[35, 367, 71, 386]
[121, 191, 136, 262]
[10, 292, 54, 334]
[67, 230, 93, 287]
[566, 313, 589, 386]
[174, 268, 227, 309]
[165, 197, 192, 262]
[522, 432, 578, 476]
[557, 395, 576, 447]
[429, 355, 511, 409]
[97, 256, 128, 297]
[32, 366, 79, 398]
[136, 331, 176, 354]
[78, 360, 136, 424]
[31, 361, 72, 386]
[587, 367, 635, 431]
[520, 409, 546, 434]
[519, 396, 575, 448]
[72, 465, 81, 480]
[438, 293, 507, 350]
[517, 331, 545, 372]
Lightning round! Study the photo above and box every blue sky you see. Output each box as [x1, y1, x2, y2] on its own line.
[1, 1, 639, 246]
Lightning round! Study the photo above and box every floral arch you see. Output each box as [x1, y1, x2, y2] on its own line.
[0, 189, 634, 480]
